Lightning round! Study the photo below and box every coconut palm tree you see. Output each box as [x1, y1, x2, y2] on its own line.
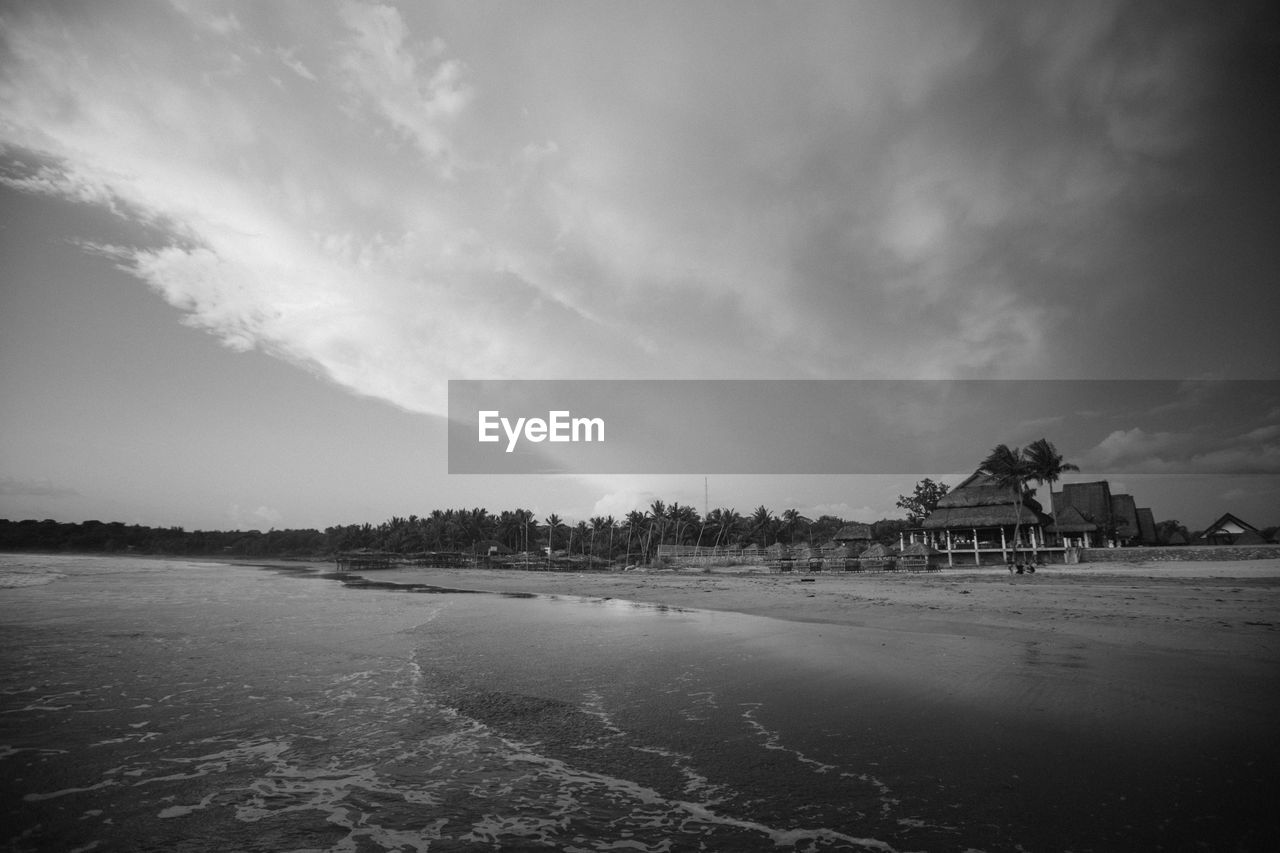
[544, 513, 564, 552]
[624, 510, 646, 563]
[1025, 438, 1079, 518]
[669, 503, 700, 547]
[749, 505, 776, 547]
[648, 499, 667, 549]
[779, 508, 812, 545]
[603, 515, 616, 561]
[514, 508, 536, 555]
[981, 444, 1033, 562]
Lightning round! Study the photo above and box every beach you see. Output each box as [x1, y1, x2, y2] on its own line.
[346, 558, 1280, 849]
[3, 554, 1279, 852]
[363, 559, 1280, 654]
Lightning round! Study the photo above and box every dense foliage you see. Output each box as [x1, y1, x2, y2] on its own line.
[0, 503, 914, 562]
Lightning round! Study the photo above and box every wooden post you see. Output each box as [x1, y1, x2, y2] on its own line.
[973, 528, 980, 566]
[946, 529, 954, 567]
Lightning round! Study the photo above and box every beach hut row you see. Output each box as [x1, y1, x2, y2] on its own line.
[768, 541, 942, 573]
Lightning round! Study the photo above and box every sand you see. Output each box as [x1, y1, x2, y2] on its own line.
[350, 558, 1280, 657]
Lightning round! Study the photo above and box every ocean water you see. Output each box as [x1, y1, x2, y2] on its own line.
[1, 554, 1276, 852]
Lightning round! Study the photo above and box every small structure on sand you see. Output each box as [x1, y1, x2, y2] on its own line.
[764, 542, 794, 572]
[857, 542, 896, 571]
[897, 542, 942, 572]
[828, 543, 858, 572]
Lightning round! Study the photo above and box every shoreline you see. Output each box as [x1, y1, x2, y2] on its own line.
[294, 558, 1280, 658]
[6, 552, 1278, 850]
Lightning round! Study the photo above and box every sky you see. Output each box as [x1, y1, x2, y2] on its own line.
[2, 0, 1278, 533]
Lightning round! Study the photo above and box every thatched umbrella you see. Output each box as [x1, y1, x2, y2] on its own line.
[898, 541, 942, 572]
[828, 543, 855, 571]
[857, 542, 897, 571]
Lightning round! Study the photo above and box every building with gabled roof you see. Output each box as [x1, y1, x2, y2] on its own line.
[1196, 513, 1269, 545]
[1045, 505, 1098, 547]
[1110, 494, 1140, 543]
[1136, 508, 1157, 545]
[1051, 481, 1145, 546]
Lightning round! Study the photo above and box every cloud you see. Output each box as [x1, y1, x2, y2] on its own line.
[275, 46, 318, 82]
[165, 0, 241, 36]
[0, 0, 1256, 428]
[1081, 426, 1280, 475]
[589, 491, 657, 523]
[228, 503, 284, 530]
[336, 1, 472, 171]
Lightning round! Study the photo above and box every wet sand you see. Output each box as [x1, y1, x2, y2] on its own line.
[336, 557, 1280, 849]
[6, 554, 1279, 850]
[353, 559, 1280, 655]
[347, 558, 1280, 849]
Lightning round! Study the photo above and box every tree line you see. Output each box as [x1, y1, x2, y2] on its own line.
[6, 439, 1231, 560]
[0, 503, 919, 562]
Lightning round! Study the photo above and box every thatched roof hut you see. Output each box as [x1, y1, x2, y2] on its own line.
[832, 523, 873, 544]
[1136, 508, 1157, 545]
[898, 541, 943, 571]
[1056, 482, 1112, 526]
[1110, 494, 1140, 541]
[921, 470, 1048, 531]
[1046, 505, 1096, 534]
[857, 542, 897, 570]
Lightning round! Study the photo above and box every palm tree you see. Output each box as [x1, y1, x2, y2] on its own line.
[981, 444, 1033, 562]
[717, 507, 744, 547]
[602, 515, 616, 561]
[427, 509, 446, 549]
[589, 516, 608, 558]
[779, 508, 812, 545]
[1025, 438, 1079, 518]
[494, 510, 520, 551]
[544, 513, 564, 552]
[749, 505, 776, 547]
[669, 503, 699, 548]
[648, 499, 667, 549]
[514, 508, 536, 555]
[624, 510, 646, 564]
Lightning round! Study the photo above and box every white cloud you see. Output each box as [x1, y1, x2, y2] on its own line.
[0, 0, 1246, 433]
[228, 503, 284, 530]
[166, 0, 241, 36]
[275, 46, 318, 82]
[589, 491, 657, 522]
[337, 1, 472, 171]
[1081, 426, 1280, 475]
